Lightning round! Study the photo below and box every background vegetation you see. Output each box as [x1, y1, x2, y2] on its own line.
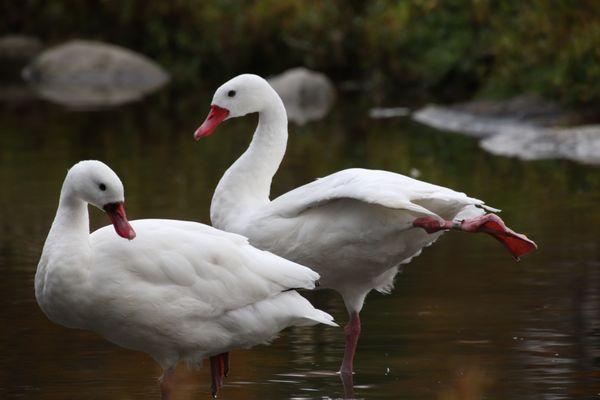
[3, 0, 600, 105]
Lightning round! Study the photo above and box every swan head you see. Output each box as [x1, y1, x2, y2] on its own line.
[194, 74, 279, 139]
[63, 160, 136, 240]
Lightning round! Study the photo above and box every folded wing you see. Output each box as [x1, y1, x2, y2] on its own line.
[89, 219, 322, 319]
[269, 168, 497, 221]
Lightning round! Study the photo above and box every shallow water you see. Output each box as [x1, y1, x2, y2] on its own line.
[1, 88, 599, 399]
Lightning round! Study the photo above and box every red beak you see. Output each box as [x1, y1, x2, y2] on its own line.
[194, 105, 230, 140]
[103, 202, 136, 240]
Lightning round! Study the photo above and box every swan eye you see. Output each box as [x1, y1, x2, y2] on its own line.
[227, 90, 236, 98]
[99, 183, 106, 191]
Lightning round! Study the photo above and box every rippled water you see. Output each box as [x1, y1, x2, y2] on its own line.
[1, 88, 599, 399]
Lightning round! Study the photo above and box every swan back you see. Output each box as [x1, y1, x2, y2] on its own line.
[83, 219, 334, 366]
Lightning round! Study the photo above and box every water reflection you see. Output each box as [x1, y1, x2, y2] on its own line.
[0, 89, 599, 399]
[31, 83, 164, 109]
[511, 259, 600, 400]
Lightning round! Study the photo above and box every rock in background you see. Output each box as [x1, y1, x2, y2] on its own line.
[412, 95, 600, 165]
[22, 40, 170, 108]
[268, 67, 335, 125]
[481, 126, 600, 166]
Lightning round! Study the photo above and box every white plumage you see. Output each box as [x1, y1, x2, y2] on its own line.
[236, 168, 493, 298]
[194, 74, 535, 380]
[84, 220, 333, 365]
[35, 160, 335, 398]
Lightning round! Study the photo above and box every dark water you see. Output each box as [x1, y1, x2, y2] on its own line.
[1, 88, 599, 400]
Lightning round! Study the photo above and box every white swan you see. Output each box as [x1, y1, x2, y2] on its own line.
[193, 74, 537, 378]
[35, 160, 336, 399]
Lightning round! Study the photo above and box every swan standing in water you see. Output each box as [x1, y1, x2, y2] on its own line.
[35, 160, 336, 399]
[193, 74, 537, 383]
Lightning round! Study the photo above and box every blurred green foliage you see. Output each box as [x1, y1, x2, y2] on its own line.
[2, 0, 599, 105]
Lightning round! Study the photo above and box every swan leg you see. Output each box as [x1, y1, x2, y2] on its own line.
[209, 353, 229, 397]
[160, 367, 175, 400]
[340, 311, 361, 376]
[412, 214, 537, 260]
[340, 368, 356, 399]
[210, 355, 223, 398]
[221, 352, 230, 377]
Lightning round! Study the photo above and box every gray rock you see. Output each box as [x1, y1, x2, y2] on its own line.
[0, 35, 42, 61]
[412, 95, 578, 138]
[413, 104, 535, 138]
[449, 95, 572, 126]
[481, 125, 600, 165]
[368, 107, 410, 119]
[22, 40, 169, 108]
[412, 95, 599, 165]
[268, 67, 335, 125]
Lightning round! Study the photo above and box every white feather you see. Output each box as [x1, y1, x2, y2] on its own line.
[207, 75, 495, 314]
[35, 161, 336, 373]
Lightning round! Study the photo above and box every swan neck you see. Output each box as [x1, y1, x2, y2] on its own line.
[58, 191, 90, 234]
[211, 97, 288, 231]
[35, 189, 92, 329]
[43, 188, 91, 257]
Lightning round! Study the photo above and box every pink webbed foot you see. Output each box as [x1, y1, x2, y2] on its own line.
[460, 214, 537, 260]
[413, 214, 537, 260]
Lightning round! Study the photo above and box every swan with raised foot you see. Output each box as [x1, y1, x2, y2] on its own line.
[193, 74, 537, 385]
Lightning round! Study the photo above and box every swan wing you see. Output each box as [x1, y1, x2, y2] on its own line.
[269, 168, 496, 220]
[89, 219, 321, 318]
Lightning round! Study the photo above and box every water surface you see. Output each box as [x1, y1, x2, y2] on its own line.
[1, 89, 599, 399]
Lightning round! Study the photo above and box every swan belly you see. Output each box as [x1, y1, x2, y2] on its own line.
[219, 291, 335, 349]
[83, 289, 328, 368]
[243, 199, 444, 292]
